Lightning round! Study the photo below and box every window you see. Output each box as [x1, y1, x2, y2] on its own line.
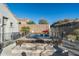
[10, 22, 13, 27]
[18, 22, 21, 24]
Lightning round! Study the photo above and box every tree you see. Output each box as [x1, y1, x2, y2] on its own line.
[39, 18, 48, 24]
[21, 26, 30, 35]
[73, 28, 79, 40]
[27, 20, 36, 24]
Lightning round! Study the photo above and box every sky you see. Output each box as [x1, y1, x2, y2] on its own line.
[6, 3, 79, 24]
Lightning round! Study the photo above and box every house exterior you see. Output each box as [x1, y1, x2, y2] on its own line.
[0, 4, 19, 43]
[17, 18, 30, 26]
[17, 18, 50, 34]
[19, 24, 50, 34]
[26, 24, 50, 34]
[17, 18, 30, 34]
[50, 19, 79, 39]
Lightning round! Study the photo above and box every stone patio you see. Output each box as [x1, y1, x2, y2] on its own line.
[1, 42, 56, 56]
[12, 43, 55, 56]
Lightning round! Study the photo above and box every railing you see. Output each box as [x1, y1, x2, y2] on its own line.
[0, 32, 22, 48]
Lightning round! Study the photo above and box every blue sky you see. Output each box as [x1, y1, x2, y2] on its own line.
[7, 3, 79, 24]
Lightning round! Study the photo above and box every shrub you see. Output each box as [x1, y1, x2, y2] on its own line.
[67, 34, 76, 42]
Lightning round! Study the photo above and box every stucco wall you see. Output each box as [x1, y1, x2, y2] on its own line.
[0, 4, 19, 41]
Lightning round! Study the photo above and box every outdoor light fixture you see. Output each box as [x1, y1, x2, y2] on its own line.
[32, 30, 34, 33]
